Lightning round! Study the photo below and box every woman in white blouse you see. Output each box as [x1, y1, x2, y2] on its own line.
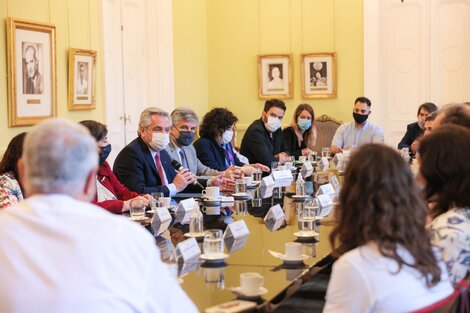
[323, 144, 453, 313]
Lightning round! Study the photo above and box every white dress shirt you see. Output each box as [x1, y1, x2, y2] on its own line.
[331, 120, 384, 150]
[0, 194, 197, 313]
[323, 243, 453, 313]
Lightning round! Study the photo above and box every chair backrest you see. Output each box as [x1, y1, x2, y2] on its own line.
[411, 279, 469, 313]
[314, 115, 342, 155]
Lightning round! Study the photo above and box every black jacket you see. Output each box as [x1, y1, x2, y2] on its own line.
[398, 122, 423, 149]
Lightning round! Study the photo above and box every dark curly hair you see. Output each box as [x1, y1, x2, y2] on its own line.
[330, 144, 442, 287]
[199, 108, 238, 139]
[419, 124, 470, 219]
[0, 132, 27, 180]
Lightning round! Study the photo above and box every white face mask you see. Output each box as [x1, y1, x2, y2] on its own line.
[221, 130, 234, 144]
[149, 132, 170, 151]
[265, 115, 282, 133]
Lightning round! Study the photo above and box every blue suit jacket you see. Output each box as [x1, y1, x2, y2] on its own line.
[113, 137, 177, 196]
[193, 137, 244, 171]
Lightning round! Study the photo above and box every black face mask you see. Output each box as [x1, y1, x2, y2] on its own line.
[99, 144, 112, 165]
[176, 130, 195, 146]
[353, 112, 369, 124]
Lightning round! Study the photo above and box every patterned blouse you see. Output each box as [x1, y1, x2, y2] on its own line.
[430, 207, 470, 285]
[0, 171, 24, 209]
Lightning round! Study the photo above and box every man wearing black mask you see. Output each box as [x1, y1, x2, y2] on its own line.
[166, 107, 235, 190]
[330, 97, 384, 154]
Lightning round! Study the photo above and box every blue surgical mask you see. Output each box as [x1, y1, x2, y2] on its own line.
[297, 118, 311, 131]
[99, 144, 112, 165]
[176, 130, 195, 146]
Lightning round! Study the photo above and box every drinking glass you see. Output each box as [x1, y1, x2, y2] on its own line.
[252, 169, 262, 182]
[130, 199, 145, 219]
[235, 179, 247, 194]
[203, 229, 224, 255]
[152, 192, 165, 207]
[321, 147, 331, 158]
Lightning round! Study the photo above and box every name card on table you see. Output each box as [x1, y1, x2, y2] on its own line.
[225, 235, 249, 253]
[333, 153, 344, 169]
[263, 204, 285, 232]
[272, 170, 293, 182]
[319, 157, 330, 171]
[301, 161, 314, 178]
[151, 207, 172, 235]
[260, 175, 275, 198]
[330, 175, 341, 194]
[224, 220, 250, 239]
[175, 198, 195, 213]
[317, 194, 333, 208]
[316, 183, 336, 198]
[175, 237, 201, 262]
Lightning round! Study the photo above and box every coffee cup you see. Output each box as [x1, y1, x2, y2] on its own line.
[299, 156, 307, 162]
[285, 242, 302, 259]
[240, 272, 264, 294]
[202, 187, 220, 199]
[161, 197, 171, 207]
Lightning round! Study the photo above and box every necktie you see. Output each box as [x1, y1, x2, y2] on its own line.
[179, 150, 188, 169]
[154, 151, 166, 186]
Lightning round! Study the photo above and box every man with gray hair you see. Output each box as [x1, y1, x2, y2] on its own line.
[166, 107, 236, 191]
[114, 107, 198, 196]
[0, 119, 197, 312]
[433, 102, 470, 129]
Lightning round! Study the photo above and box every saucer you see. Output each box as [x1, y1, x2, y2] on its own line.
[291, 195, 310, 199]
[184, 232, 205, 239]
[232, 193, 251, 199]
[279, 254, 310, 264]
[293, 231, 320, 238]
[230, 286, 268, 298]
[200, 253, 229, 262]
[129, 215, 148, 221]
[203, 196, 222, 201]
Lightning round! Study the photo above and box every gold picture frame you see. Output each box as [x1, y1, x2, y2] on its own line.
[68, 48, 97, 110]
[258, 54, 293, 99]
[301, 52, 337, 99]
[6, 18, 57, 127]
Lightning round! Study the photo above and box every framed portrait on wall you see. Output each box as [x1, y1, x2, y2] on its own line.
[6, 18, 57, 127]
[258, 54, 292, 99]
[68, 48, 97, 110]
[301, 53, 337, 99]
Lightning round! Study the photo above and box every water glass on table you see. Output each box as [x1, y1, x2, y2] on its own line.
[130, 199, 146, 219]
[252, 169, 262, 182]
[235, 179, 247, 194]
[321, 147, 331, 158]
[203, 229, 224, 256]
[151, 192, 164, 207]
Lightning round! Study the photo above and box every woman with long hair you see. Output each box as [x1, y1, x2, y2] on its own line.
[79, 120, 152, 214]
[282, 103, 316, 158]
[419, 124, 470, 285]
[0, 133, 26, 209]
[324, 144, 452, 312]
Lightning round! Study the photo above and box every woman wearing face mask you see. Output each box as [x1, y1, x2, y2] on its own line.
[194, 108, 269, 174]
[282, 104, 317, 158]
[79, 120, 152, 214]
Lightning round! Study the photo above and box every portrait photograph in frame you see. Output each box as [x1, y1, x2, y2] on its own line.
[258, 54, 293, 99]
[6, 18, 57, 127]
[301, 53, 337, 99]
[68, 48, 97, 110]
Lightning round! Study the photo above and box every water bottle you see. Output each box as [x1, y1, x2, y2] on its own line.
[189, 202, 204, 234]
[295, 173, 306, 196]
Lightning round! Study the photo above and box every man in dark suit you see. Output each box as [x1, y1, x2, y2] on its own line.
[240, 99, 290, 167]
[398, 102, 437, 154]
[114, 107, 197, 196]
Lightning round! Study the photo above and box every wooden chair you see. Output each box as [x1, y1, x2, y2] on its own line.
[411, 279, 469, 313]
[314, 115, 342, 155]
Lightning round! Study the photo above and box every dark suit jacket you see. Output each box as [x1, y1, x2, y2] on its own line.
[398, 122, 423, 149]
[113, 137, 177, 196]
[240, 119, 287, 167]
[282, 126, 307, 158]
[193, 137, 244, 171]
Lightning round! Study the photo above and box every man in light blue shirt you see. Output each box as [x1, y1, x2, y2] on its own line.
[330, 97, 384, 154]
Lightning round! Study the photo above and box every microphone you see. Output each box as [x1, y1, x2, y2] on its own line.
[171, 160, 205, 189]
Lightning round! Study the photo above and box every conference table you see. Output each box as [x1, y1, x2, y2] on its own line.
[131, 165, 340, 312]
